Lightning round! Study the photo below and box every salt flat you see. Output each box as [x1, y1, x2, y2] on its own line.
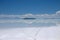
[0, 26, 60, 40]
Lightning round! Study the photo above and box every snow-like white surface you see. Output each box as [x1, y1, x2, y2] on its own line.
[0, 26, 60, 40]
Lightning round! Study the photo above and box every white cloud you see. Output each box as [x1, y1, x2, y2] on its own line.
[0, 11, 60, 18]
[0, 11, 60, 24]
[56, 11, 60, 14]
[0, 19, 60, 26]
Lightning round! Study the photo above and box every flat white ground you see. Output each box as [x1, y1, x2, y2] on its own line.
[0, 26, 60, 40]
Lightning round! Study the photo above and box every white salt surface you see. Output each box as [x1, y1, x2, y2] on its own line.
[0, 26, 60, 40]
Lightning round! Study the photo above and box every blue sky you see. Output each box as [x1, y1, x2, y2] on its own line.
[0, 0, 60, 15]
[0, 0, 60, 28]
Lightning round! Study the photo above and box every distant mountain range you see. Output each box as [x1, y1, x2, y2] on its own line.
[23, 18, 36, 20]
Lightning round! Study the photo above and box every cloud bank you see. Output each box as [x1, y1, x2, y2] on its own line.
[0, 11, 60, 18]
[0, 18, 60, 25]
[0, 11, 60, 24]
